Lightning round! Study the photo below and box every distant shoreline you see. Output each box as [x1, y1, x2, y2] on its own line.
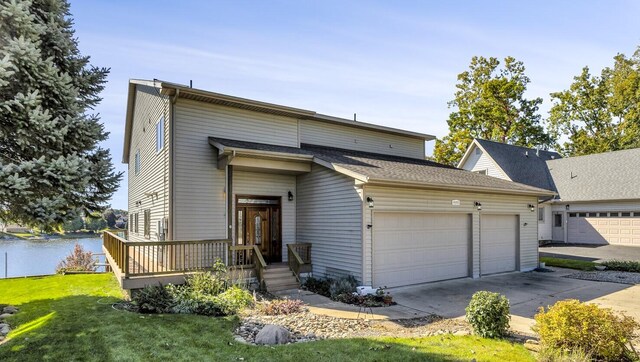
[0, 231, 116, 242]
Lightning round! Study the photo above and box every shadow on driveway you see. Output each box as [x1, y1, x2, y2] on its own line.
[540, 243, 640, 262]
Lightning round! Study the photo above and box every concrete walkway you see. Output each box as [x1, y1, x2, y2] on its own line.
[540, 243, 640, 262]
[390, 268, 640, 334]
[280, 269, 640, 336]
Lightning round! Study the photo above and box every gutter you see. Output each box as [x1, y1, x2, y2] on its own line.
[366, 178, 557, 197]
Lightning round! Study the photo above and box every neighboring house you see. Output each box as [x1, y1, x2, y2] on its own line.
[459, 139, 640, 246]
[121, 79, 552, 289]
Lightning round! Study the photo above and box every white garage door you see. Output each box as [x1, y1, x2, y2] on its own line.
[481, 214, 518, 275]
[373, 212, 470, 288]
[568, 213, 640, 246]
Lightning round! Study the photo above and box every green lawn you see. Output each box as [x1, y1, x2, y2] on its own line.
[0, 274, 534, 362]
[540, 256, 596, 271]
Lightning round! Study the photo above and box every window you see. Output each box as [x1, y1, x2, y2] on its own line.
[156, 116, 164, 153]
[538, 206, 545, 222]
[554, 213, 563, 227]
[144, 209, 151, 238]
[134, 213, 139, 233]
[569, 213, 577, 217]
[129, 214, 134, 232]
[588, 212, 597, 217]
[621, 212, 631, 217]
[134, 150, 141, 175]
[597, 212, 608, 218]
[578, 213, 587, 217]
[475, 169, 488, 175]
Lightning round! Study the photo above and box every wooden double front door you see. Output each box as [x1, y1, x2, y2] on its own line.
[236, 196, 282, 263]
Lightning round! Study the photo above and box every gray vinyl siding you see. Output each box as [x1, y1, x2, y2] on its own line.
[232, 171, 296, 259]
[362, 186, 538, 285]
[461, 146, 510, 180]
[299, 119, 425, 159]
[296, 164, 364, 281]
[172, 99, 299, 240]
[127, 85, 170, 242]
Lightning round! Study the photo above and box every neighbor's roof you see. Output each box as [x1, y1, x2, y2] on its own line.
[209, 137, 555, 197]
[123, 79, 435, 163]
[459, 139, 561, 192]
[546, 148, 640, 202]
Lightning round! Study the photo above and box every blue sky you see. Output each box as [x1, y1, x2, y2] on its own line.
[69, 1, 640, 210]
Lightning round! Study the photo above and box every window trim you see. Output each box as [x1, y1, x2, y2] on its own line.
[538, 206, 545, 222]
[134, 149, 141, 175]
[134, 213, 139, 234]
[155, 116, 164, 153]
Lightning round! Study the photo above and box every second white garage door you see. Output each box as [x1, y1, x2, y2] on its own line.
[568, 214, 640, 246]
[373, 212, 470, 287]
[481, 214, 518, 275]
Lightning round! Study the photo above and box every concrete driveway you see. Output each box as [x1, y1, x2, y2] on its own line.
[540, 243, 640, 262]
[391, 269, 640, 334]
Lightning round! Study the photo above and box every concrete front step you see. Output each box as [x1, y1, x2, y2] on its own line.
[263, 269, 294, 278]
[267, 282, 300, 292]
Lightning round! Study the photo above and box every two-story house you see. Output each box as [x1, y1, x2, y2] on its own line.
[117, 79, 553, 291]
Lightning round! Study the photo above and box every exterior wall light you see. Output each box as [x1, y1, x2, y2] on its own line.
[288, 191, 294, 201]
[474, 201, 482, 211]
[367, 196, 374, 208]
[565, 204, 570, 210]
[528, 204, 536, 212]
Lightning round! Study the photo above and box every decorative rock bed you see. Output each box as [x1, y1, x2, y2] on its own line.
[234, 310, 472, 345]
[0, 305, 18, 342]
[565, 270, 640, 285]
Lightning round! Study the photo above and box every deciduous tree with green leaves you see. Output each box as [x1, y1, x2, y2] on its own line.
[548, 47, 640, 156]
[434, 56, 553, 166]
[0, 0, 122, 230]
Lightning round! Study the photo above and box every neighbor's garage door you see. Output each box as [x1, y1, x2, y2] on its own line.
[480, 214, 518, 275]
[568, 213, 640, 246]
[373, 212, 470, 287]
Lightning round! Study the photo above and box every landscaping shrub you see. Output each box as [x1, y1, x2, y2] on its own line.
[214, 285, 254, 315]
[533, 299, 639, 361]
[329, 275, 358, 299]
[536, 347, 591, 362]
[185, 260, 228, 295]
[258, 298, 305, 315]
[56, 243, 97, 273]
[601, 260, 640, 273]
[302, 276, 331, 297]
[133, 283, 174, 314]
[465, 291, 510, 338]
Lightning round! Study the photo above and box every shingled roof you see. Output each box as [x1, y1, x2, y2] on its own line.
[546, 148, 640, 202]
[209, 137, 554, 196]
[473, 139, 561, 192]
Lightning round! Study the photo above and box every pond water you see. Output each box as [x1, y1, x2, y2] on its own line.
[0, 237, 103, 278]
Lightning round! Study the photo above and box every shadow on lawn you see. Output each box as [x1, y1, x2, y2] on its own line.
[0, 295, 524, 362]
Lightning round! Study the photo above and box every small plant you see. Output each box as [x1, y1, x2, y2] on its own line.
[258, 298, 305, 315]
[376, 286, 393, 305]
[185, 260, 228, 295]
[329, 275, 358, 299]
[302, 276, 331, 297]
[601, 260, 640, 273]
[133, 283, 174, 314]
[56, 243, 97, 273]
[214, 285, 254, 315]
[465, 291, 510, 339]
[536, 347, 592, 362]
[533, 299, 639, 361]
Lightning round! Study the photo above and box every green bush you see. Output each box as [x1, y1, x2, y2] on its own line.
[214, 286, 254, 315]
[133, 284, 174, 314]
[465, 291, 510, 338]
[536, 347, 591, 362]
[302, 276, 331, 297]
[533, 299, 639, 361]
[329, 275, 358, 299]
[185, 260, 228, 295]
[601, 260, 640, 273]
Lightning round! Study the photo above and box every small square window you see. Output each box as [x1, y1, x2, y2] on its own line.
[597, 212, 608, 218]
[621, 212, 631, 217]
[578, 213, 587, 217]
[569, 213, 577, 217]
[587, 212, 597, 217]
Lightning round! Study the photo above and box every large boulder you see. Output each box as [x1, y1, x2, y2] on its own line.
[0, 313, 12, 320]
[254, 324, 290, 345]
[0, 323, 10, 335]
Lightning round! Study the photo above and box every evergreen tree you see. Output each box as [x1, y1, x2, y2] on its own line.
[434, 56, 553, 166]
[0, 0, 122, 230]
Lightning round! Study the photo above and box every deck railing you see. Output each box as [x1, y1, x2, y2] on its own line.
[287, 242, 312, 282]
[103, 231, 231, 278]
[228, 245, 267, 289]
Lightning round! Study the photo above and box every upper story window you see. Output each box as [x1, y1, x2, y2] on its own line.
[156, 116, 164, 153]
[134, 149, 141, 175]
[475, 169, 488, 175]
